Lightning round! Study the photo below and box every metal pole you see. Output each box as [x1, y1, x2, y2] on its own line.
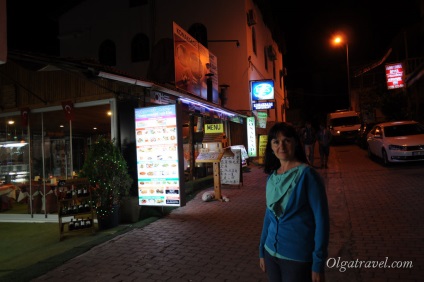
[69, 119, 73, 178]
[346, 43, 351, 110]
[37, 113, 44, 218]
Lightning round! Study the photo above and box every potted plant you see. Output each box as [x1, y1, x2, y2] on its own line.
[79, 136, 133, 229]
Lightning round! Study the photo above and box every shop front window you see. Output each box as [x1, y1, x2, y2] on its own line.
[0, 103, 112, 215]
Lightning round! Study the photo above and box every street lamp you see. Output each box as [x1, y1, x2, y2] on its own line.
[332, 35, 351, 110]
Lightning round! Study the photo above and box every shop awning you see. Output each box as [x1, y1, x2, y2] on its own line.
[97, 71, 247, 119]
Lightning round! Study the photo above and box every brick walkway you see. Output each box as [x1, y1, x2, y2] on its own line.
[31, 144, 423, 281]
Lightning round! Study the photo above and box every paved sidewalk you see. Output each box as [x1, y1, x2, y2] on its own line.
[30, 146, 355, 282]
[31, 165, 269, 281]
[36, 142, 424, 281]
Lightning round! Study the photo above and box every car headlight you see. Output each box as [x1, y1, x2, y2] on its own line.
[388, 145, 407, 151]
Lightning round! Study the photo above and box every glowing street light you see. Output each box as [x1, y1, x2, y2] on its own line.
[331, 34, 351, 110]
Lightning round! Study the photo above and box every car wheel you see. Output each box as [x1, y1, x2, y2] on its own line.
[382, 149, 390, 166]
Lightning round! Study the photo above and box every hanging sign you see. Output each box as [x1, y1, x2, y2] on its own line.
[204, 123, 224, 133]
[247, 117, 257, 157]
[385, 63, 404, 89]
[251, 79, 274, 101]
[252, 102, 275, 110]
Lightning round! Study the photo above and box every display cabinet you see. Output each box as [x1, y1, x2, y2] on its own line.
[57, 178, 96, 240]
[0, 141, 30, 184]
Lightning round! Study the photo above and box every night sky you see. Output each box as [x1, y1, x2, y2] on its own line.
[6, 0, 77, 55]
[6, 0, 422, 115]
[273, 0, 422, 115]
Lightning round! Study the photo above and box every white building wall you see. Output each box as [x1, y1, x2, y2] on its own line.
[58, 0, 285, 122]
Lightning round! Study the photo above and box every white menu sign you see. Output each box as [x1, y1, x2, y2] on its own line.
[220, 149, 241, 185]
[135, 104, 184, 206]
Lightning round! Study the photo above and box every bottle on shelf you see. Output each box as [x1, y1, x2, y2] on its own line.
[66, 189, 72, 199]
[78, 201, 84, 213]
[61, 205, 68, 216]
[77, 186, 83, 198]
[85, 218, 92, 228]
[69, 219, 75, 231]
[84, 201, 90, 213]
[80, 218, 86, 229]
[72, 204, 78, 214]
[74, 219, 80, 230]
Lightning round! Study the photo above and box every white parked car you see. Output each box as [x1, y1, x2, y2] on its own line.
[366, 121, 424, 165]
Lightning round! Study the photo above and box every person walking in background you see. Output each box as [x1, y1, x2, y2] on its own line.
[259, 122, 329, 282]
[301, 121, 316, 167]
[317, 122, 332, 169]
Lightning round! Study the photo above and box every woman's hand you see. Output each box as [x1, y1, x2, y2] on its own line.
[312, 271, 325, 282]
[259, 258, 266, 272]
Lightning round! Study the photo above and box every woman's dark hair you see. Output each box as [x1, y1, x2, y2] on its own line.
[263, 122, 308, 174]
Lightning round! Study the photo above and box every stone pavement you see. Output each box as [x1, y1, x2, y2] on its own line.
[32, 164, 269, 282]
[30, 144, 423, 281]
[329, 144, 424, 281]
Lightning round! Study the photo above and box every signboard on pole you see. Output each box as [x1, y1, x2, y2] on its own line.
[220, 149, 242, 186]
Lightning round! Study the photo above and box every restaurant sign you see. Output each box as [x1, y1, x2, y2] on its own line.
[204, 123, 224, 133]
[385, 63, 404, 90]
[252, 102, 274, 110]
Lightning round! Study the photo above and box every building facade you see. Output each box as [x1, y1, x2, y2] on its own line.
[1, 0, 285, 218]
[58, 0, 286, 121]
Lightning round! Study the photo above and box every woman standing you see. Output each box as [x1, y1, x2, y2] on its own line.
[259, 122, 329, 282]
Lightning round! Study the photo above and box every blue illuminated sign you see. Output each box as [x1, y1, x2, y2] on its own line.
[251, 80, 274, 101]
[252, 102, 275, 110]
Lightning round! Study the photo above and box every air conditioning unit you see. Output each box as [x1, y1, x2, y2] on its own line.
[247, 9, 257, 26]
[267, 45, 277, 61]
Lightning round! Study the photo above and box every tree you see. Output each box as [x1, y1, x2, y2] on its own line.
[79, 136, 132, 221]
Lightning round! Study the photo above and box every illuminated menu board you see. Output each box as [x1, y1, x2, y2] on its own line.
[135, 104, 185, 207]
[246, 117, 257, 157]
[385, 63, 404, 90]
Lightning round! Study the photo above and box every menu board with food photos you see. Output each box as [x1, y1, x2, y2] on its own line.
[135, 104, 185, 207]
[220, 149, 242, 186]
